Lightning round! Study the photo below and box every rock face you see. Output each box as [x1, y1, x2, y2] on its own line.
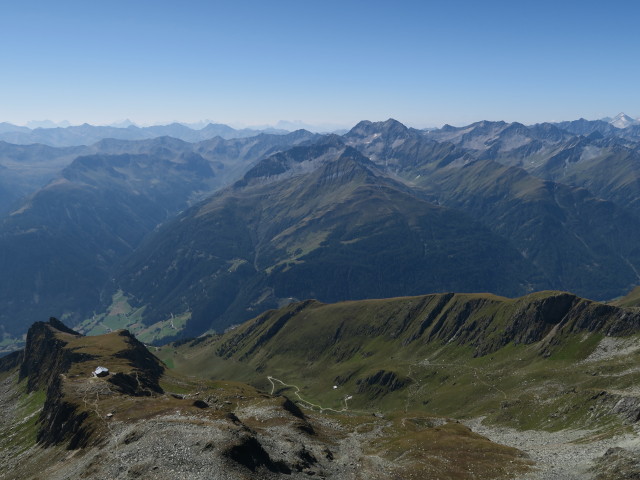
[16, 319, 94, 448]
[223, 436, 293, 474]
[591, 446, 640, 479]
[0, 350, 22, 372]
[105, 330, 165, 396]
[15, 318, 166, 448]
[610, 396, 640, 423]
[19, 318, 87, 393]
[355, 370, 411, 397]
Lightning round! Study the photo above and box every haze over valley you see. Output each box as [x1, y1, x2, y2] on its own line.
[1, 114, 640, 347]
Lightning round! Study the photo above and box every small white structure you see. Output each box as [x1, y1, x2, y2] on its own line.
[93, 366, 109, 377]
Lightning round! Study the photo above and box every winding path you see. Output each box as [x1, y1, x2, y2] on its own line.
[267, 376, 353, 413]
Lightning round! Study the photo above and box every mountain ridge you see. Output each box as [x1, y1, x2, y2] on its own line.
[0, 122, 291, 147]
[0, 316, 534, 479]
[4, 115, 640, 347]
[112, 140, 546, 336]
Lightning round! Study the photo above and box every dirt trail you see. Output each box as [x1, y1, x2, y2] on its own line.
[267, 376, 353, 413]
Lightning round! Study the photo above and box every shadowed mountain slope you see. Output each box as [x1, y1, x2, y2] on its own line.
[116, 140, 544, 336]
[0, 131, 320, 340]
[0, 152, 216, 335]
[416, 159, 640, 299]
[345, 120, 640, 300]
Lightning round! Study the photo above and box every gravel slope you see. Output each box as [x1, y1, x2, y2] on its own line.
[465, 417, 640, 479]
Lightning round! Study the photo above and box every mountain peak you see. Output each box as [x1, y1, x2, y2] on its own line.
[470, 120, 507, 130]
[609, 112, 638, 129]
[381, 118, 408, 131]
[109, 119, 136, 128]
[345, 118, 409, 141]
[236, 138, 347, 186]
[314, 133, 346, 148]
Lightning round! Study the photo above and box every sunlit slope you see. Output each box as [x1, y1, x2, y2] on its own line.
[0, 318, 531, 479]
[166, 290, 640, 431]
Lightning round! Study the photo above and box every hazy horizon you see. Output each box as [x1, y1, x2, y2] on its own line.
[3, 111, 638, 134]
[2, 1, 639, 128]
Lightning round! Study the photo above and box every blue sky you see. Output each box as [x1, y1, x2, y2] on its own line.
[1, 0, 638, 129]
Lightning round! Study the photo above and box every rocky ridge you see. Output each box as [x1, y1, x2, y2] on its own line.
[0, 318, 531, 479]
[162, 290, 640, 479]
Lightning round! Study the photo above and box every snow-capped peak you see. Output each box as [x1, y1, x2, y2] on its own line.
[609, 112, 639, 129]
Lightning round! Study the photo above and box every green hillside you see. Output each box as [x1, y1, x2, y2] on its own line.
[611, 286, 640, 308]
[162, 290, 640, 433]
[0, 318, 532, 479]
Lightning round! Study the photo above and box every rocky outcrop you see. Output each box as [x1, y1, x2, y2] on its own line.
[107, 330, 164, 395]
[610, 396, 640, 424]
[38, 392, 92, 448]
[14, 319, 166, 449]
[19, 317, 88, 393]
[0, 350, 22, 372]
[356, 370, 411, 397]
[16, 318, 95, 448]
[410, 292, 640, 357]
[224, 436, 293, 474]
[590, 447, 640, 479]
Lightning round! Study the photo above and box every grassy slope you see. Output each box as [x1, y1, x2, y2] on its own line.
[75, 290, 189, 344]
[1, 322, 532, 479]
[611, 286, 640, 308]
[162, 291, 640, 435]
[0, 374, 46, 456]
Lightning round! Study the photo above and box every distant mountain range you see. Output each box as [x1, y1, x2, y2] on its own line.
[115, 137, 545, 338]
[2, 115, 640, 348]
[0, 131, 319, 338]
[1, 114, 637, 147]
[0, 122, 290, 147]
[5, 113, 640, 479]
